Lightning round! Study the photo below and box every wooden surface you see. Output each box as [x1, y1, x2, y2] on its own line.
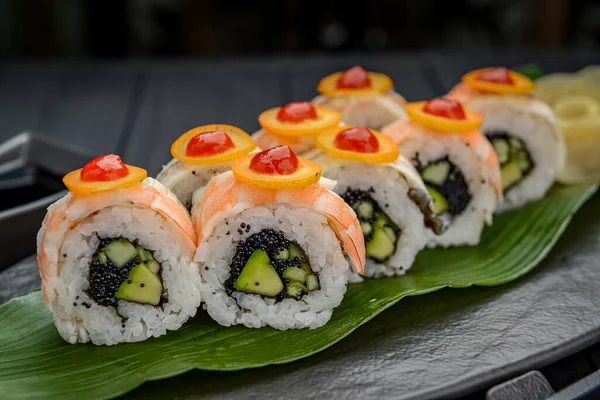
[1, 49, 599, 399]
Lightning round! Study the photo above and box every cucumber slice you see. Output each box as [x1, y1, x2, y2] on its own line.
[103, 239, 137, 268]
[147, 260, 160, 274]
[373, 213, 388, 229]
[501, 161, 523, 189]
[421, 161, 450, 185]
[383, 226, 397, 243]
[301, 262, 312, 274]
[519, 154, 532, 171]
[491, 138, 510, 165]
[136, 245, 158, 264]
[288, 243, 304, 262]
[115, 264, 162, 305]
[355, 201, 374, 220]
[366, 228, 395, 261]
[282, 266, 308, 283]
[286, 282, 307, 299]
[234, 250, 283, 297]
[306, 274, 319, 291]
[275, 248, 289, 260]
[509, 137, 523, 150]
[515, 148, 532, 172]
[425, 185, 449, 215]
[97, 252, 107, 265]
[360, 222, 372, 236]
[134, 245, 160, 274]
[136, 245, 149, 262]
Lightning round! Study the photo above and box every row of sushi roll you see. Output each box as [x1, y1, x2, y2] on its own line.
[36, 65, 566, 345]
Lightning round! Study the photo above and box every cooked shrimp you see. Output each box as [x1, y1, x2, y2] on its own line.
[448, 81, 564, 211]
[156, 158, 231, 210]
[446, 82, 485, 104]
[191, 171, 366, 274]
[37, 178, 196, 305]
[383, 119, 503, 199]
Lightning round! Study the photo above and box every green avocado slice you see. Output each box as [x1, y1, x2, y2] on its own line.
[234, 250, 284, 297]
[115, 264, 162, 305]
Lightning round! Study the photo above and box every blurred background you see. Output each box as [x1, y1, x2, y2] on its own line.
[0, 0, 598, 59]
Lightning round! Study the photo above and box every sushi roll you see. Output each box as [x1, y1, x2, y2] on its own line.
[310, 125, 441, 277]
[192, 145, 365, 329]
[313, 66, 407, 129]
[382, 98, 502, 247]
[156, 124, 256, 210]
[253, 101, 341, 154]
[37, 155, 201, 345]
[448, 67, 565, 211]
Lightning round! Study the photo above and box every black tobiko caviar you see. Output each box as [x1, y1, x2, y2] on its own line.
[225, 229, 310, 301]
[88, 256, 138, 307]
[87, 237, 139, 307]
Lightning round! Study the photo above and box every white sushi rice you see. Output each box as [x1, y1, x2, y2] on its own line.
[312, 91, 407, 130]
[156, 158, 230, 210]
[399, 135, 498, 247]
[315, 160, 429, 277]
[51, 206, 201, 345]
[467, 96, 565, 212]
[195, 204, 349, 330]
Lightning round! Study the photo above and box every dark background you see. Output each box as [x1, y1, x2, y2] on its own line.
[1, 0, 599, 59]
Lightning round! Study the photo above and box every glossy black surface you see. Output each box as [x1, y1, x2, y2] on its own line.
[0, 133, 94, 269]
[0, 50, 599, 399]
[0, 167, 63, 212]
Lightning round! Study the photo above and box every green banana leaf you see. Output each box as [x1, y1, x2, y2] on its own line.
[0, 184, 596, 400]
[515, 63, 544, 80]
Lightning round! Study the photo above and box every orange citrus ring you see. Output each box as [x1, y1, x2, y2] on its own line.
[317, 71, 393, 96]
[231, 154, 322, 189]
[171, 124, 256, 165]
[258, 106, 341, 136]
[462, 68, 536, 94]
[405, 101, 483, 133]
[316, 126, 399, 164]
[63, 165, 147, 196]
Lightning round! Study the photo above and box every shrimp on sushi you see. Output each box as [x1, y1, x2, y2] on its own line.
[192, 145, 365, 330]
[383, 98, 502, 248]
[313, 66, 407, 130]
[448, 68, 565, 211]
[307, 125, 441, 277]
[157, 124, 256, 210]
[37, 155, 201, 345]
[253, 101, 342, 155]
